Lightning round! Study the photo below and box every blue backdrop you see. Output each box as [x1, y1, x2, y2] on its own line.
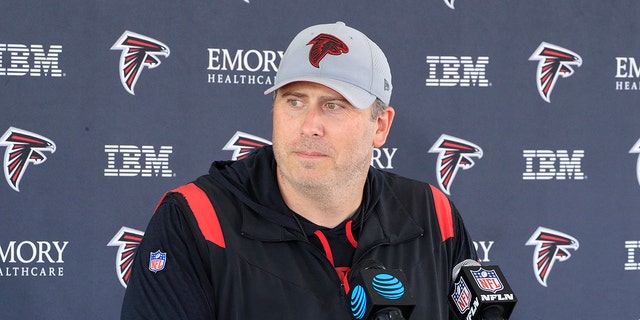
[1, 1, 639, 319]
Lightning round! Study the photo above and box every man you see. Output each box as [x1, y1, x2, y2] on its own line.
[121, 21, 477, 319]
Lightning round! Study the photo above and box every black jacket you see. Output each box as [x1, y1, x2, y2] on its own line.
[121, 146, 477, 319]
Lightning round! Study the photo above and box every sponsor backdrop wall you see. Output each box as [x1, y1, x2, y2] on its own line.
[1, 1, 639, 319]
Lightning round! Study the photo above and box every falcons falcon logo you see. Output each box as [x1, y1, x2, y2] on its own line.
[307, 33, 349, 68]
[444, 0, 456, 9]
[529, 42, 582, 103]
[526, 226, 579, 287]
[111, 31, 170, 95]
[629, 137, 640, 187]
[223, 131, 271, 161]
[108, 226, 144, 288]
[0, 127, 56, 192]
[428, 134, 483, 195]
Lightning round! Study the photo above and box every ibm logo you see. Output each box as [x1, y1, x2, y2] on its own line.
[426, 56, 490, 87]
[522, 150, 585, 180]
[104, 145, 174, 177]
[625, 241, 640, 271]
[0, 44, 63, 77]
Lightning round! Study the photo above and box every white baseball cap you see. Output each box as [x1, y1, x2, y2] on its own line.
[264, 21, 392, 110]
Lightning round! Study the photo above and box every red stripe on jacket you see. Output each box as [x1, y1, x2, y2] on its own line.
[155, 183, 226, 248]
[429, 185, 454, 241]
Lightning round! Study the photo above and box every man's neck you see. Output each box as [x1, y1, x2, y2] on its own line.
[277, 173, 365, 229]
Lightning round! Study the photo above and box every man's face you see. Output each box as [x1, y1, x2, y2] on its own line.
[271, 81, 391, 194]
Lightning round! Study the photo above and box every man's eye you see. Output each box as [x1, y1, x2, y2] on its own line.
[289, 99, 303, 107]
[326, 102, 343, 111]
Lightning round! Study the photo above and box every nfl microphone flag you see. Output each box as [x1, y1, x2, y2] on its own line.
[449, 264, 517, 320]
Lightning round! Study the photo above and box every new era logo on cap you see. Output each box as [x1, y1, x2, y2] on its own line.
[265, 22, 392, 110]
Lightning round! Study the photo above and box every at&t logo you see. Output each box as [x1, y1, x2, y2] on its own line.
[522, 150, 585, 180]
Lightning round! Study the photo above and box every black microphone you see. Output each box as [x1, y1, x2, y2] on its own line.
[449, 259, 517, 320]
[347, 260, 416, 320]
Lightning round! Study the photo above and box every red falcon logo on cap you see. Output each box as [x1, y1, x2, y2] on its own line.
[108, 226, 144, 288]
[0, 127, 56, 192]
[307, 33, 349, 68]
[429, 134, 482, 195]
[529, 42, 582, 103]
[526, 227, 579, 287]
[111, 31, 170, 95]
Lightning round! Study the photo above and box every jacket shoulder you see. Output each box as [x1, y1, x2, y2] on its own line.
[156, 175, 232, 248]
[380, 171, 455, 241]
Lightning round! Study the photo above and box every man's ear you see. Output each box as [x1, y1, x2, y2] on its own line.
[372, 106, 395, 147]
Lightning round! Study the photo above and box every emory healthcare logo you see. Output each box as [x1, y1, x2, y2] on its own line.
[615, 57, 640, 91]
[529, 42, 582, 103]
[111, 31, 170, 95]
[526, 226, 579, 287]
[206, 48, 283, 85]
[428, 134, 483, 195]
[0, 127, 56, 192]
[108, 226, 144, 288]
[0, 240, 69, 277]
[629, 138, 640, 187]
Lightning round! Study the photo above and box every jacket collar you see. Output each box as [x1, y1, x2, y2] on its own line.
[240, 177, 424, 264]
[239, 172, 424, 250]
[209, 146, 423, 246]
[353, 178, 424, 259]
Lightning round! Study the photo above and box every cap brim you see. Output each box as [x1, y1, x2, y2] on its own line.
[264, 77, 376, 110]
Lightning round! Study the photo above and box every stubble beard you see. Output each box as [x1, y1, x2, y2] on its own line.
[274, 140, 373, 203]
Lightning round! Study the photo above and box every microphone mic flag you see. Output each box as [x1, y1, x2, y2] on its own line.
[449, 259, 517, 320]
[347, 260, 415, 320]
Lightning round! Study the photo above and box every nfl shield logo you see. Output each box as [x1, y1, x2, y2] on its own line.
[471, 267, 503, 293]
[149, 250, 166, 273]
[451, 278, 471, 314]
